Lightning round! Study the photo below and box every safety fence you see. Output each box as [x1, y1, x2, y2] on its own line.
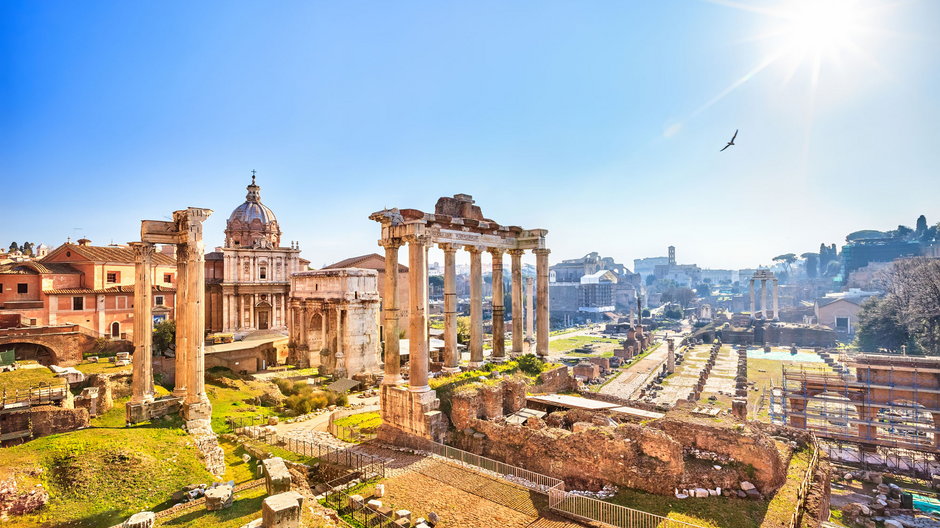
[428, 440, 708, 528]
[788, 434, 821, 528]
[154, 479, 265, 519]
[229, 416, 386, 480]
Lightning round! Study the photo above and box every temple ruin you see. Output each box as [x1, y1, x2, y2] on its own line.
[370, 194, 549, 442]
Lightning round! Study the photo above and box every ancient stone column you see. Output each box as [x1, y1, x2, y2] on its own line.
[749, 278, 756, 319]
[380, 238, 403, 385]
[335, 307, 346, 378]
[130, 242, 155, 404]
[772, 279, 780, 320]
[467, 245, 484, 367]
[534, 248, 550, 357]
[760, 279, 768, 319]
[173, 244, 190, 399]
[440, 243, 459, 373]
[177, 208, 213, 420]
[509, 249, 524, 357]
[407, 235, 430, 391]
[666, 338, 675, 374]
[525, 277, 534, 353]
[489, 249, 505, 362]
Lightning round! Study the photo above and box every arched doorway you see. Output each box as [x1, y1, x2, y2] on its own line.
[8, 342, 57, 366]
[111, 321, 121, 338]
[255, 300, 272, 330]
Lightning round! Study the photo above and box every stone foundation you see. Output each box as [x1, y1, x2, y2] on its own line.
[184, 418, 226, 477]
[125, 396, 183, 425]
[531, 365, 575, 393]
[378, 384, 448, 442]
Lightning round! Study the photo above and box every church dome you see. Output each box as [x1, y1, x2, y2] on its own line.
[225, 173, 282, 249]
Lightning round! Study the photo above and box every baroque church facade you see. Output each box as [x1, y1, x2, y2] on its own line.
[205, 174, 307, 334]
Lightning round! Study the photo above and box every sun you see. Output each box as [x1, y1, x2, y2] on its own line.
[778, 0, 864, 58]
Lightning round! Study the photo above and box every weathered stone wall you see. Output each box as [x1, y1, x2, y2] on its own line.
[28, 406, 89, 438]
[480, 385, 503, 420]
[651, 418, 786, 493]
[501, 377, 527, 414]
[531, 365, 574, 393]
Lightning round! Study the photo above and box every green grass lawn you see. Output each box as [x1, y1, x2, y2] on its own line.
[157, 485, 266, 528]
[0, 422, 214, 528]
[607, 488, 769, 528]
[205, 375, 284, 433]
[333, 411, 382, 430]
[548, 335, 620, 354]
[0, 366, 59, 393]
[74, 361, 133, 376]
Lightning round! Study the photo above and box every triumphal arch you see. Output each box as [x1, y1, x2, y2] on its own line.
[370, 194, 549, 442]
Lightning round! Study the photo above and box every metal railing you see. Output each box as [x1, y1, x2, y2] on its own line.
[788, 434, 821, 528]
[1, 381, 69, 408]
[230, 416, 386, 480]
[328, 422, 377, 443]
[428, 441, 708, 528]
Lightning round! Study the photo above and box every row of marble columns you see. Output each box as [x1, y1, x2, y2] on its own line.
[380, 236, 549, 391]
[748, 278, 780, 320]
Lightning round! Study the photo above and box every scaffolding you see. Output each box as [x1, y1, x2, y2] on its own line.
[771, 354, 940, 477]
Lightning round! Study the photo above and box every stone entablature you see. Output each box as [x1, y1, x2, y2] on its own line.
[287, 269, 381, 377]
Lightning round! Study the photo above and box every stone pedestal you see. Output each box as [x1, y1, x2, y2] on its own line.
[379, 384, 447, 442]
[125, 396, 183, 425]
[205, 485, 234, 511]
[182, 400, 212, 421]
[262, 491, 304, 528]
[262, 457, 292, 495]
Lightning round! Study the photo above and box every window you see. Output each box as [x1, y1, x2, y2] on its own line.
[260, 266, 267, 280]
[17, 283, 27, 294]
[73, 296, 84, 310]
[154, 296, 164, 306]
[0, 283, 3, 293]
[106, 271, 118, 283]
[836, 317, 850, 331]
[164, 273, 173, 283]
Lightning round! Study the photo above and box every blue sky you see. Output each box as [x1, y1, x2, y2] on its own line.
[2, 1, 938, 270]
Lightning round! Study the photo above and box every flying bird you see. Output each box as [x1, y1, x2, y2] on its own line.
[720, 129, 738, 152]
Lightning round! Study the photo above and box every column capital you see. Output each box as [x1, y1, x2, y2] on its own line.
[378, 237, 404, 250]
[533, 248, 551, 256]
[129, 241, 155, 260]
[508, 249, 525, 258]
[464, 245, 483, 254]
[487, 248, 505, 257]
[438, 243, 458, 253]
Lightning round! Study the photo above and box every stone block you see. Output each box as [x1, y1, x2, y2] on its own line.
[693, 488, 708, 498]
[205, 485, 233, 511]
[740, 481, 756, 491]
[367, 499, 383, 511]
[123, 511, 155, 528]
[394, 509, 411, 521]
[374, 484, 385, 497]
[262, 457, 291, 495]
[348, 494, 365, 510]
[261, 491, 304, 528]
[572, 422, 592, 433]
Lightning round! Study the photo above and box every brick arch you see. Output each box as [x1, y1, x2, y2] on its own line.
[1, 340, 60, 366]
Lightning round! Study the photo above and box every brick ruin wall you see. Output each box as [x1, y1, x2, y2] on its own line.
[448, 377, 788, 495]
[26, 406, 89, 439]
[530, 365, 576, 394]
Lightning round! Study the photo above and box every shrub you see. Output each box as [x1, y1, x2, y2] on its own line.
[281, 388, 347, 415]
[517, 354, 544, 376]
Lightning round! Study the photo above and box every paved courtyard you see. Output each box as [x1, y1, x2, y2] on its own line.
[651, 344, 737, 406]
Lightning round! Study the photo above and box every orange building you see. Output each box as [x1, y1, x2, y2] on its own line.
[0, 239, 177, 339]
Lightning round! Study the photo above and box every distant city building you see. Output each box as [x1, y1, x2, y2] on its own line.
[633, 256, 669, 279]
[550, 252, 639, 319]
[814, 288, 880, 334]
[0, 239, 178, 339]
[205, 174, 307, 334]
[842, 238, 920, 274]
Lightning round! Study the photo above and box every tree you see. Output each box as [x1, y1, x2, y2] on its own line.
[773, 253, 797, 275]
[645, 275, 655, 286]
[695, 283, 711, 297]
[856, 297, 911, 353]
[855, 258, 940, 355]
[456, 316, 471, 345]
[801, 252, 818, 279]
[21, 242, 33, 256]
[8, 242, 18, 253]
[916, 215, 928, 237]
[153, 319, 176, 354]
